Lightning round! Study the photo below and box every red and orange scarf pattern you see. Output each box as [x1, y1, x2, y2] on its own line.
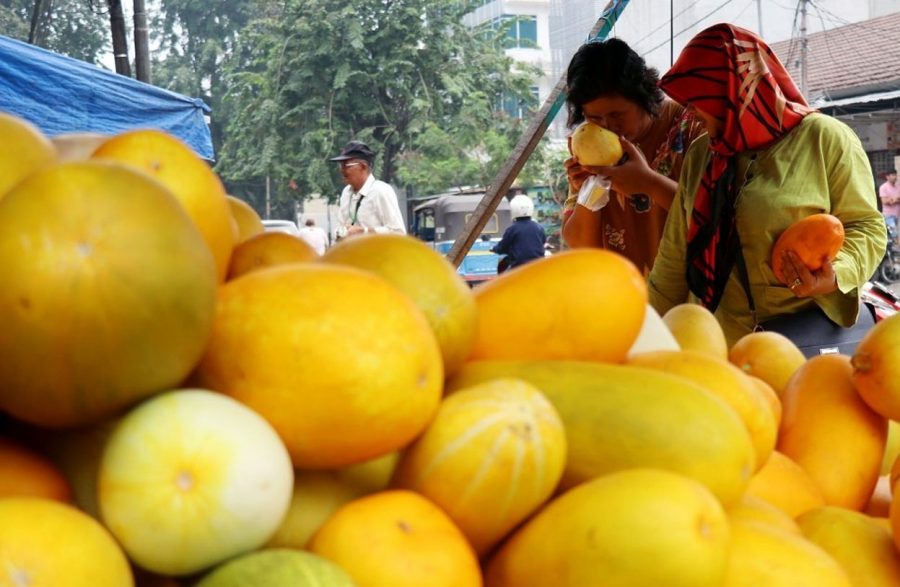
[658, 23, 811, 311]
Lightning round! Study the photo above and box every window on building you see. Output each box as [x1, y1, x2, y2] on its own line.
[490, 14, 538, 49]
[497, 85, 540, 119]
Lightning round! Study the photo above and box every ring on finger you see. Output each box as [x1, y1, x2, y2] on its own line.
[790, 278, 802, 290]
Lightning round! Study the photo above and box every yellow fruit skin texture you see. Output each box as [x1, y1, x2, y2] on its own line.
[745, 450, 826, 518]
[0, 497, 134, 587]
[193, 263, 443, 468]
[470, 249, 647, 363]
[882, 420, 900, 476]
[266, 453, 398, 550]
[321, 234, 477, 377]
[628, 349, 777, 470]
[226, 195, 265, 244]
[309, 490, 482, 587]
[727, 494, 802, 535]
[226, 232, 317, 280]
[797, 506, 900, 587]
[570, 122, 623, 166]
[0, 162, 217, 428]
[852, 313, 900, 420]
[0, 112, 56, 198]
[486, 469, 730, 587]
[98, 390, 294, 576]
[662, 303, 728, 359]
[91, 129, 234, 282]
[447, 360, 755, 505]
[723, 519, 852, 587]
[778, 354, 887, 510]
[392, 378, 566, 555]
[194, 549, 357, 587]
[729, 331, 806, 397]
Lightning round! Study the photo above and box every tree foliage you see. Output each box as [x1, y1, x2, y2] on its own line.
[214, 0, 545, 216]
[0, 0, 110, 64]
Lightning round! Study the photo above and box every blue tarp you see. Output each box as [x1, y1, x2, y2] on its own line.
[0, 34, 214, 160]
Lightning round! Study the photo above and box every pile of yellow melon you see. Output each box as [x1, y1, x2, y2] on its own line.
[4, 110, 900, 587]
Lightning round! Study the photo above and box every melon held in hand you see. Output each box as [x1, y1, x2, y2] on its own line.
[570, 121, 623, 167]
[771, 213, 844, 282]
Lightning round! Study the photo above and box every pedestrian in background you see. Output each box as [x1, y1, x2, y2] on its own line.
[298, 218, 329, 255]
[879, 169, 900, 238]
[330, 141, 406, 239]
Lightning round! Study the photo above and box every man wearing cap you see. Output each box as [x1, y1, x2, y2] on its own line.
[330, 141, 406, 238]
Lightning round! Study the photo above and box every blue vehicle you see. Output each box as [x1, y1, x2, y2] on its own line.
[411, 192, 512, 285]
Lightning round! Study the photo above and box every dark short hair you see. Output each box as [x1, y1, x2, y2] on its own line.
[565, 38, 664, 128]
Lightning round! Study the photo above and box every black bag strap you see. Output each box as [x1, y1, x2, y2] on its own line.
[733, 233, 761, 330]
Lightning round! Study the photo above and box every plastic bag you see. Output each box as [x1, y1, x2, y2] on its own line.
[576, 175, 611, 211]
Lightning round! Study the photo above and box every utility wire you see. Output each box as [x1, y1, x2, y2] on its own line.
[632, 0, 704, 47]
[643, 0, 739, 55]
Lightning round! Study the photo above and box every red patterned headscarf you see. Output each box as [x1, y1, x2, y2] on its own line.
[658, 23, 811, 311]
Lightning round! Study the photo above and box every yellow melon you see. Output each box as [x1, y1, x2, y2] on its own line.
[798, 505, 900, 586]
[0, 497, 134, 586]
[852, 313, 900, 420]
[569, 121, 623, 166]
[745, 450, 826, 518]
[0, 161, 217, 428]
[485, 469, 730, 587]
[0, 111, 55, 198]
[729, 331, 806, 397]
[194, 549, 357, 587]
[727, 494, 802, 535]
[392, 378, 566, 555]
[226, 195, 265, 244]
[446, 360, 755, 505]
[193, 264, 443, 468]
[91, 129, 234, 281]
[470, 249, 646, 363]
[662, 303, 728, 359]
[321, 234, 478, 376]
[628, 349, 777, 469]
[778, 354, 887, 510]
[266, 452, 398, 550]
[309, 490, 482, 587]
[722, 519, 851, 587]
[226, 231, 317, 280]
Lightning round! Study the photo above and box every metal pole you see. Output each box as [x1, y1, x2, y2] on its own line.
[265, 175, 271, 219]
[799, 0, 808, 96]
[133, 0, 151, 83]
[756, 0, 764, 38]
[670, 0, 674, 67]
[446, 0, 631, 268]
[108, 0, 132, 77]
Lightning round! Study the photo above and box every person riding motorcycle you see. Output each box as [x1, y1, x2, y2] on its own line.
[493, 195, 546, 271]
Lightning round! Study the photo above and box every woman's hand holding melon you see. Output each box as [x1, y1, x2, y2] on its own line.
[771, 214, 844, 298]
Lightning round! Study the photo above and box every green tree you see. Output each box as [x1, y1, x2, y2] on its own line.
[151, 0, 257, 150]
[215, 0, 542, 218]
[0, 0, 109, 64]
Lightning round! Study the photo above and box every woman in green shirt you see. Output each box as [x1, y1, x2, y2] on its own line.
[648, 23, 886, 346]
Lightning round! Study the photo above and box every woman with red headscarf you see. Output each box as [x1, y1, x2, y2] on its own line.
[648, 23, 885, 349]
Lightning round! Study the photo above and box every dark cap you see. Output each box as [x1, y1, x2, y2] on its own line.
[329, 140, 376, 163]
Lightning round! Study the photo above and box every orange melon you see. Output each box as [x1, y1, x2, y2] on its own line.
[0, 435, 71, 502]
[770, 213, 844, 283]
[729, 330, 807, 398]
[852, 313, 900, 420]
[309, 490, 482, 587]
[0, 161, 218, 428]
[778, 354, 886, 510]
[391, 378, 566, 555]
[746, 450, 826, 518]
[226, 195, 264, 244]
[470, 249, 646, 363]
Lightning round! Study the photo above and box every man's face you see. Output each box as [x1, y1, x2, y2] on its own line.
[339, 159, 368, 190]
[889, 172, 897, 184]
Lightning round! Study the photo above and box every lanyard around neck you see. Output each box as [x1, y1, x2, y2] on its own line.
[350, 193, 366, 225]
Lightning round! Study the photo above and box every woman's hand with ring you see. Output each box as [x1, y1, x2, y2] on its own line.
[780, 250, 838, 297]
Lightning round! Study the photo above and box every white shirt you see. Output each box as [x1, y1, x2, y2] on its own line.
[298, 225, 329, 255]
[338, 174, 407, 235]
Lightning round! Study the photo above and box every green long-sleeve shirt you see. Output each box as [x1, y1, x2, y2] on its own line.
[648, 113, 886, 346]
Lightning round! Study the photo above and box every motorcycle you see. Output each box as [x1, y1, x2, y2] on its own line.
[861, 280, 900, 322]
[875, 224, 900, 285]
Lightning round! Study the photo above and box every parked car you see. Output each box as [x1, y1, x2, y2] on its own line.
[410, 192, 512, 285]
[262, 219, 301, 236]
